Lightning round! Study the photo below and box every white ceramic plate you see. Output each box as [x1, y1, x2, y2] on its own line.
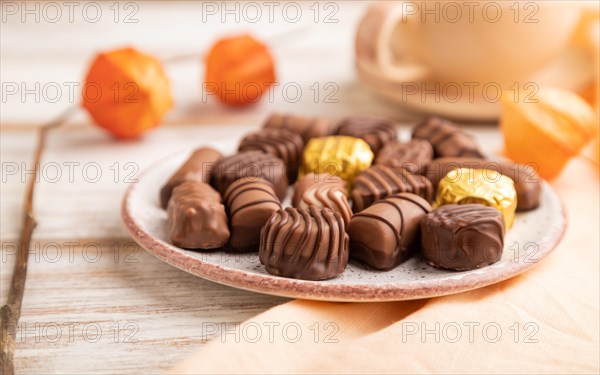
[122, 140, 566, 302]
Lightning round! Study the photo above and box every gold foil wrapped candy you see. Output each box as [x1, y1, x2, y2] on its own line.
[299, 136, 374, 188]
[434, 168, 517, 229]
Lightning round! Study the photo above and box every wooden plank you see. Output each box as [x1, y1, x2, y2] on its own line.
[1, 239, 288, 373]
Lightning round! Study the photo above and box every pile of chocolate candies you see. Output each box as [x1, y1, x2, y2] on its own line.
[161, 114, 542, 280]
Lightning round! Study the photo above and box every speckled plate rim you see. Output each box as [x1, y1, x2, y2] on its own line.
[121, 146, 567, 302]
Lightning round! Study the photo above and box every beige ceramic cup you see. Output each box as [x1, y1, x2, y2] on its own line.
[357, 1, 583, 85]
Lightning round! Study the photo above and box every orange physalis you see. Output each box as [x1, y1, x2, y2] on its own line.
[204, 34, 276, 106]
[82, 47, 173, 139]
[500, 86, 597, 179]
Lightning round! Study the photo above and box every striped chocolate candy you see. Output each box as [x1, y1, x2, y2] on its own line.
[351, 165, 433, 212]
[375, 139, 433, 174]
[224, 178, 282, 253]
[335, 116, 397, 154]
[347, 193, 432, 270]
[238, 128, 304, 183]
[259, 206, 349, 280]
[210, 150, 288, 200]
[263, 113, 337, 144]
[293, 173, 352, 226]
[412, 116, 484, 158]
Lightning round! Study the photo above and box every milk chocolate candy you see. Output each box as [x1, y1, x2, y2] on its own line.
[293, 173, 352, 226]
[224, 178, 282, 253]
[263, 113, 337, 143]
[347, 193, 432, 270]
[412, 116, 484, 158]
[375, 139, 433, 174]
[424, 157, 542, 211]
[259, 207, 349, 280]
[238, 128, 304, 183]
[211, 151, 288, 200]
[421, 204, 505, 271]
[351, 165, 433, 212]
[292, 173, 344, 207]
[335, 116, 397, 154]
[167, 182, 230, 249]
[160, 147, 223, 208]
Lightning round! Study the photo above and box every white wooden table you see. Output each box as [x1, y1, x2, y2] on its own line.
[0, 2, 498, 373]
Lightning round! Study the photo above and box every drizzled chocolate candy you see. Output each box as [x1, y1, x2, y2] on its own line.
[263, 113, 337, 143]
[224, 178, 282, 252]
[167, 182, 230, 249]
[160, 147, 223, 208]
[293, 173, 352, 226]
[412, 116, 484, 158]
[375, 139, 433, 174]
[210, 150, 288, 200]
[238, 128, 304, 183]
[335, 116, 397, 154]
[421, 204, 505, 271]
[424, 157, 542, 211]
[347, 193, 432, 270]
[351, 165, 433, 212]
[259, 206, 349, 280]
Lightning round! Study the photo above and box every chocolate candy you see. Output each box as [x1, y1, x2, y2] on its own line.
[424, 157, 541, 211]
[293, 173, 352, 226]
[421, 204, 505, 271]
[335, 116, 397, 154]
[259, 207, 349, 280]
[412, 116, 484, 158]
[347, 193, 432, 270]
[435, 168, 517, 229]
[211, 150, 288, 200]
[351, 165, 433, 212]
[299, 136, 373, 189]
[238, 128, 304, 183]
[167, 182, 230, 249]
[263, 113, 337, 143]
[224, 178, 282, 252]
[375, 139, 433, 174]
[160, 147, 223, 208]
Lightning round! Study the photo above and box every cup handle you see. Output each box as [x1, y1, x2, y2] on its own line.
[356, 2, 427, 82]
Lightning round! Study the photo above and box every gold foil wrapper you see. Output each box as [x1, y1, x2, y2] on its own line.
[434, 168, 517, 229]
[299, 136, 374, 189]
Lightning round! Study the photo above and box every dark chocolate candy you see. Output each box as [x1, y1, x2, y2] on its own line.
[293, 173, 352, 226]
[412, 116, 484, 158]
[347, 193, 432, 270]
[424, 157, 542, 211]
[259, 206, 349, 280]
[375, 139, 433, 174]
[210, 150, 288, 200]
[224, 178, 282, 252]
[238, 128, 304, 183]
[351, 165, 433, 212]
[167, 181, 230, 249]
[335, 116, 397, 154]
[160, 147, 223, 208]
[420, 204, 505, 271]
[263, 113, 337, 144]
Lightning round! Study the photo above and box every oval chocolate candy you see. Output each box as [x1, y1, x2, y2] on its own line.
[347, 193, 432, 270]
[421, 204, 505, 271]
